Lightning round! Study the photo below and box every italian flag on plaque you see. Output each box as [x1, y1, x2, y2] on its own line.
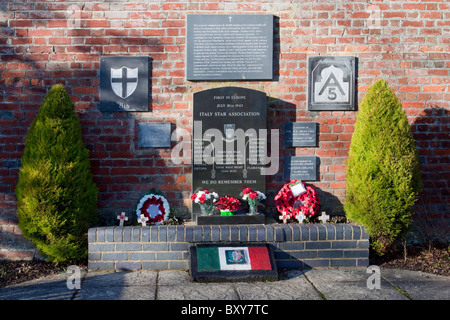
[197, 246, 272, 271]
[190, 244, 277, 282]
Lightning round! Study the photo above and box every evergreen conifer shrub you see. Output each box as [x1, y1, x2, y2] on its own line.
[344, 79, 422, 255]
[16, 84, 98, 263]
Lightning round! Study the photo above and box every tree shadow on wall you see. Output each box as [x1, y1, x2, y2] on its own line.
[314, 186, 345, 217]
[410, 107, 450, 244]
[264, 97, 297, 215]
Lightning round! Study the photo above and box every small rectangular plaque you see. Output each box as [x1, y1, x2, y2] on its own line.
[284, 122, 317, 147]
[284, 156, 318, 181]
[138, 122, 171, 148]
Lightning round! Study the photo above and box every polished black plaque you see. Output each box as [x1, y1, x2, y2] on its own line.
[192, 87, 267, 218]
[137, 122, 171, 148]
[186, 14, 273, 80]
[100, 56, 149, 112]
[284, 156, 318, 181]
[284, 122, 317, 147]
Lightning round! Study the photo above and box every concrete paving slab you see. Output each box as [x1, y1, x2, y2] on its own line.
[157, 283, 239, 300]
[380, 269, 450, 300]
[75, 270, 158, 300]
[303, 267, 408, 300]
[75, 285, 156, 300]
[235, 273, 322, 300]
[157, 270, 239, 300]
[81, 270, 158, 286]
[0, 268, 447, 300]
[158, 270, 191, 285]
[0, 272, 79, 300]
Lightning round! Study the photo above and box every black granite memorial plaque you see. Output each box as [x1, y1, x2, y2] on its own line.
[137, 122, 171, 148]
[186, 14, 273, 80]
[192, 87, 267, 219]
[100, 56, 149, 112]
[284, 122, 317, 147]
[308, 56, 357, 111]
[284, 156, 318, 181]
[190, 243, 278, 283]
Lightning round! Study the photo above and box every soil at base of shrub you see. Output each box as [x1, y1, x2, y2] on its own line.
[0, 260, 86, 288]
[370, 243, 449, 277]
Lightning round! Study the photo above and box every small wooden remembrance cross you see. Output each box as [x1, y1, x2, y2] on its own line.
[296, 212, 306, 223]
[319, 212, 330, 223]
[117, 212, 128, 226]
[138, 214, 149, 226]
[279, 211, 289, 224]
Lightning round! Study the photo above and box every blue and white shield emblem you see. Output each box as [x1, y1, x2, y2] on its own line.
[110, 66, 138, 99]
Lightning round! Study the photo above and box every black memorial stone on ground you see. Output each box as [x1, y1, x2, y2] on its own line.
[190, 243, 278, 283]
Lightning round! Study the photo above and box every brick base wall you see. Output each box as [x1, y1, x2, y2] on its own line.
[88, 224, 370, 271]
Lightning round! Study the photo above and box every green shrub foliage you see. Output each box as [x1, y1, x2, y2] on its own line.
[16, 84, 98, 263]
[344, 79, 422, 255]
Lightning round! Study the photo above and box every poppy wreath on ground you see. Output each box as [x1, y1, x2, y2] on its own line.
[136, 193, 170, 225]
[274, 180, 320, 222]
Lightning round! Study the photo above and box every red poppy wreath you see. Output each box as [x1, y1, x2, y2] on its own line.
[136, 193, 170, 225]
[274, 180, 320, 222]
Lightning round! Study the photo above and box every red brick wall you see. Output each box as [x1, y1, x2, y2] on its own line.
[1, 1, 448, 259]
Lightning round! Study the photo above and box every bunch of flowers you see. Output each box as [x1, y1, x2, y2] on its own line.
[274, 180, 320, 223]
[215, 195, 241, 212]
[241, 187, 266, 208]
[136, 193, 170, 225]
[190, 189, 219, 215]
[190, 190, 219, 205]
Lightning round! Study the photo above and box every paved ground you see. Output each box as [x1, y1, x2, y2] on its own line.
[0, 268, 448, 301]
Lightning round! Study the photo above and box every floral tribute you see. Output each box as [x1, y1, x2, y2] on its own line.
[190, 189, 219, 215]
[136, 193, 170, 225]
[274, 180, 320, 223]
[215, 196, 241, 213]
[242, 188, 266, 208]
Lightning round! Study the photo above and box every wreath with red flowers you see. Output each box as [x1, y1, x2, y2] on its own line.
[274, 180, 320, 222]
[215, 196, 241, 212]
[136, 193, 170, 225]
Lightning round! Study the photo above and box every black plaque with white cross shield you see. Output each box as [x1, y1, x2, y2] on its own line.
[100, 56, 150, 112]
[308, 56, 357, 111]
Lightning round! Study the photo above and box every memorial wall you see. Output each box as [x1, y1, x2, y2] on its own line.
[1, 0, 448, 258]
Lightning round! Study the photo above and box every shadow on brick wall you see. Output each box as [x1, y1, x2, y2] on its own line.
[410, 107, 449, 244]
